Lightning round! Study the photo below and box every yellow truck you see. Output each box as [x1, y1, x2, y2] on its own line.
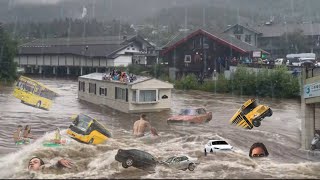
[229, 98, 272, 129]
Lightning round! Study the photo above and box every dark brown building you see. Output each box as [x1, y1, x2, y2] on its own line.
[161, 28, 267, 80]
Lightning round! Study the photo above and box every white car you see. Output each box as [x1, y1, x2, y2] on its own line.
[204, 140, 233, 155]
[159, 155, 199, 171]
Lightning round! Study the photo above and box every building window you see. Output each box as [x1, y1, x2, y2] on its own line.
[79, 81, 85, 92]
[139, 90, 157, 102]
[115, 87, 128, 101]
[89, 83, 96, 94]
[245, 35, 251, 44]
[234, 26, 243, 34]
[184, 55, 192, 63]
[235, 35, 241, 40]
[99, 87, 105, 96]
[132, 90, 136, 102]
[105, 88, 107, 96]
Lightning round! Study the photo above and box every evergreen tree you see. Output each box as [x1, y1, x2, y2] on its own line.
[0, 23, 18, 82]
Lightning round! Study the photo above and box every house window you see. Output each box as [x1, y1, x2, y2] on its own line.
[132, 90, 136, 102]
[115, 87, 128, 101]
[139, 90, 157, 102]
[245, 35, 251, 44]
[235, 35, 241, 40]
[99, 87, 105, 96]
[184, 55, 192, 63]
[89, 83, 96, 94]
[105, 88, 107, 96]
[79, 81, 85, 92]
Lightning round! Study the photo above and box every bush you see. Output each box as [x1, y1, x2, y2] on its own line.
[174, 74, 198, 90]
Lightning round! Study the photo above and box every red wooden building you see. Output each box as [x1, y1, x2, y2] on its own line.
[161, 28, 268, 80]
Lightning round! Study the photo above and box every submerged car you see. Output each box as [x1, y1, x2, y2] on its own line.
[167, 107, 212, 124]
[115, 149, 157, 171]
[159, 155, 199, 171]
[204, 140, 233, 155]
[229, 98, 272, 129]
[66, 113, 112, 145]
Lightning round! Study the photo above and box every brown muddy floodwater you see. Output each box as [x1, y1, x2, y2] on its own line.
[0, 77, 320, 179]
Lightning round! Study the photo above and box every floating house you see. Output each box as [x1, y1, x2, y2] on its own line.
[78, 73, 174, 113]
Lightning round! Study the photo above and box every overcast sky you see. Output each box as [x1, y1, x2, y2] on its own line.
[12, 0, 63, 4]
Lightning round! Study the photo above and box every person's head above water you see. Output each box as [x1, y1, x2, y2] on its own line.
[28, 157, 45, 171]
[18, 125, 22, 130]
[24, 125, 31, 132]
[140, 114, 147, 120]
[249, 142, 269, 158]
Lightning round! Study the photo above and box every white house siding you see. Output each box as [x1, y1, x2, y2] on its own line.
[100, 58, 107, 67]
[129, 79, 173, 113]
[28, 56, 37, 65]
[113, 56, 132, 67]
[74, 56, 80, 66]
[93, 58, 100, 67]
[66, 56, 74, 66]
[19, 56, 28, 65]
[129, 88, 172, 113]
[78, 78, 130, 113]
[51, 56, 59, 66]
[44, 55, 51, 65]
[59, 56, 66, 66]
[80, 57, 86, 67]
[37, 55, 44, 65]
[107, 59, 114, 67]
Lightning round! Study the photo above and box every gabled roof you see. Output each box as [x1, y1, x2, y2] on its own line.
[162, 28, 268, 55]
[223, 23, 262, 34]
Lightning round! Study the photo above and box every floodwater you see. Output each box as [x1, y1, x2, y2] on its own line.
[0, 77, 320, 179]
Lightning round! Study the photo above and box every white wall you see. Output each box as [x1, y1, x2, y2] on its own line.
[28, 56, 37, 65]
[66, 56, 74, 66]
[117, 43, 141, 55]
[113, 56, 132, 67]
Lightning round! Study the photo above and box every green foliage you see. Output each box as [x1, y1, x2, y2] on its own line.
[174, 66, 300, 99]
[174, 74, 198, 90]
[0, 27, 18, 82]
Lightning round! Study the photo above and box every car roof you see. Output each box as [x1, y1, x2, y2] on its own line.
[208, 140, 228, 142]
[181, 107, 206, 110]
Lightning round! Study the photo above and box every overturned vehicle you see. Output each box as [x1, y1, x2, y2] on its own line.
[229, 98, 272, 129]
[67, 113, 112, 145]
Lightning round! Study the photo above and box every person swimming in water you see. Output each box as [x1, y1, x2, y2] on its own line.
[51, 128, 62, 144]
[23, 125, 34, 139]
[133, 114, 159, 137]
[28, 156, 73, 173]
[13, 125, 24, 143]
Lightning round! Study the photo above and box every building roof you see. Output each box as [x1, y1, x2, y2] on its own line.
[21, 35, 136, 46]
[253, 23, 320, 37]
[18, 44, 128, 58]
[17, 35, 151, 58]
[223, 23, 262, 35]
[162, 28, 268, 55]
[79, 73, 153, 85]
[79, 73, 174, 88]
